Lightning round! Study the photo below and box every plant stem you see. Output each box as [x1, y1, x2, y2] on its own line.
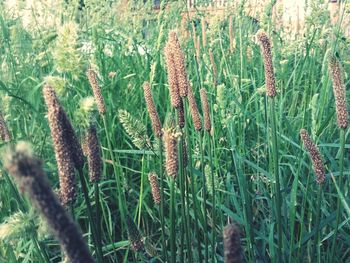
[330, 128, 346, 262]
[157, 138, 168, 263]
[312, 185, 322, 263]
[94, 182, 102, 250]
[170, 178, 176, 263]
[199, 132, 209, 263]
[269, 98, 283, 262]
[184, 103, 203, 263]
[208, 134, 216, 262]
[102, 116, 126, 227]
[78, 169, 103, 263]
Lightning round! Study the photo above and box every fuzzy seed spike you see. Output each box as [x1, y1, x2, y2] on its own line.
[43, 85, 76, 205]
[200, 88, 211, 133]
[0, 110, 11, 142]
[143, 82, 163, 137]
[87, 69, 106, 115]
[2, 142, 95, 263]
[85, 125, 103, 183]
[164, 43, 181, 108]
[168, 30, 189, 97]
[148, 172, 161, 204]
[256, 30, 277, 98]
[300, 129, 326, 184]
[223, 223, 243, 263]
[188, 85, 202, 131]
[163, 127, 178, 178]
[329, 56, 348, 129]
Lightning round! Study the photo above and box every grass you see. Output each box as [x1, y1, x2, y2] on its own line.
[0, 0, 350, 262]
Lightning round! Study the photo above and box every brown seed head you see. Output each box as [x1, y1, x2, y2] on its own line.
[223, 223, 243, 263]
[200, 88, 211, 133]
[87, 69, 106, 115]
[43, 85, 76, 205]
[188, 85, 202, 131]
[148, 172, 161, 204]
[85, 125, 103, 183]
[300, 129, 326, 184]
[143, 82, 163, 137]
[177, 99, 185, 129]
[163, 127, 178, 178]
[168, 30, 189, 97]
[256, 30, 277, 98]
[164, 43, 181, 108]
[329, 56, 348, 129]
[61, 110, 85, 171]
[2, 142, 95, 263]
[0, 110, 11, 142]
[126, 215, 144, 251]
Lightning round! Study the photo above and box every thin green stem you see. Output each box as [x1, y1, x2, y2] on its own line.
[102, 115, 126, 226]
[184, 104, 203, 263]
[313, 185, 322, 263]
[157, 138, 168, 263]
[78, 169, 103, 263]
[269, 98, 283, 262]
[94, 182, 102, 250]
[330, 128, 346, 262]
[208, 134, 216, 262]
[170, 178, 176, 263]
[199, 132, 209, 263]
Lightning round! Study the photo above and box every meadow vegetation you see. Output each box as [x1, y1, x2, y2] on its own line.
[0, 1, 350, 262]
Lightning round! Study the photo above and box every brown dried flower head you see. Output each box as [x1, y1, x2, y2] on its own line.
[188, 85, 202, 131]
[43, 85, 76, 205]
[177, 99, 185, 129]
[223, 223, 243, 263]
[200, 88, 211, 133]
[87, 69, 106, 115]
[148, 172, 161, 204]
[126, 215, 144, 251]
[300, 129, 326, 184]
[168, 30, 189, 98]
[143, 82, 163, 137]
[201, 17, 207, 48]
[328, 56, 348, 129]
[163, 127, 178, 178]
[85, 125, 103, 183]
[0, 110, 11, 142]
[256, 30, 277, 98]
[164, 43, 181, 108]
[2, 142, 95, 263]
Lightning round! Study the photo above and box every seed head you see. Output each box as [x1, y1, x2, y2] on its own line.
[256, 30, 277, 98]
[200, 88, 211, 133]
[229, 16, 235, 53]
[148, 172, 161, 204]
[163, 127, 178, 178]
[2, 142, 95, 263]
[43, 85, 76, 205]
[164, 43, 181, 108]
[85, 125, 103, 183]
[177, 99, 185, 129]
[223, 223, 243, 263]
[329, 56, 348, 129]
[300, 129, 326, 184]
[0, 110, 11, 142]
[87, 69, 106, 115]
[168, 30, 189, 97]
[126, 215, 144, 251]
[188, 85, 202, 131]
[143, 82, 163, 137]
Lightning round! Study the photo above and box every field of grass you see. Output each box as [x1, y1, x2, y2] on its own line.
[0, 1, 350, 262]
